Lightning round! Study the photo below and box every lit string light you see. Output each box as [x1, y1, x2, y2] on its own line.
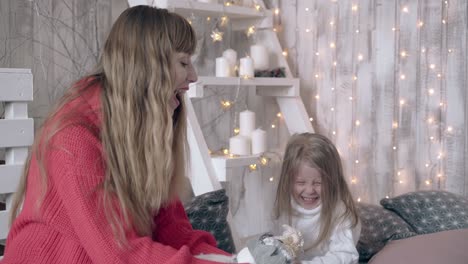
[350, 2, 360, 194]
[392, 0, 401, 196]
[437, 0, 449, 190]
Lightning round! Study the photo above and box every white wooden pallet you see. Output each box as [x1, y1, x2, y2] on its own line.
[0, 68, 34, 243]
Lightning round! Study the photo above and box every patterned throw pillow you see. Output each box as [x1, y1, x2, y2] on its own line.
[356, 203, 416, 262]
[380, 190, 468, 235]
[184, 189, 236, 253]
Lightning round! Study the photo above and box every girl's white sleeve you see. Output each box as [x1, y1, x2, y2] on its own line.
[299, 224, 359, 264]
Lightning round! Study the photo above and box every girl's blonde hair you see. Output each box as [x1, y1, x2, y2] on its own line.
[10, 5, 196, 241]
[273, 133, 359, 249]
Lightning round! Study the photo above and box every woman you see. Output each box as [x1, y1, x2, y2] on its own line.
[2, 5, 233, 264]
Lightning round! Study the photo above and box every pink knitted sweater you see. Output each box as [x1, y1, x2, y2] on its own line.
[1, 81, 229, 263]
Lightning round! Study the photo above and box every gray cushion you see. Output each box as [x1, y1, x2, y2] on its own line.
[356, 203, 416, 262]
[380, 190, 468, 234]
[184, 189, 236, 253]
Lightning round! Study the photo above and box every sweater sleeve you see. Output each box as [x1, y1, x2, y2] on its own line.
[300, 221, 360, 264]
[47, 125, 230, 264]
[153, 199, 232, 256]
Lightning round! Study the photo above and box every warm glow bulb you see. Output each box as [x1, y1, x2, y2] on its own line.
[355, 120, 360, 126]
[393, 122, 398, 128]
[277, 112, 282, 118]
[430, 64, 436, 69]
[418, 21, 424, 27]
[260, 157, 268, 165]
[402, 6, 409, 13]
[358, 54, 363, 61]
[355, 160, 359, 164]
[400, 51, 407, 57]
[269, 177, 274, 182]
[428, 89, 435, 95]
[309, 117, 314, 122]
[282, 50, 288, 56]
[255, 4, 261, 11]
[330, 42, 336, 48]
[246, 26, 256, 37]
[305, 28, 311, 33]
[357, 197, 361, 202]
[271, 124, 276, 128]
[425, 180, 431, 185]
[274, 8, 280, 15]
[249, 164, 257, 171]
[315, 94, 320, 100]
[400, 74, 406, 80]
[352, 4, 358, 11]
[447, 126, 453, 132]
[400, 99, 405, 105]
[234, 128, 240, 134]
[223, 148, 229, 155]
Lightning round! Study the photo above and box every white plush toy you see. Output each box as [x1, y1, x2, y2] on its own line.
[195, 225, 303, 264]
[235, 225, 304, 264]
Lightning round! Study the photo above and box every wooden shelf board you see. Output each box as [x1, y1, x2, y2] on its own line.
[151, 0, 270, 19]
[188, 76, 299, 97]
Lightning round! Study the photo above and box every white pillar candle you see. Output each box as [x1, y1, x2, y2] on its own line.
[223, 49, 237, 67]
[229, 135, 251, 155]
[223, 49, 237, 76]
[250, 44, 269, 70]
[239, 110, 255, 137]
[251, 128, 266, 154]
[239, 57, 254, 79]
[216, 57, 231, 77]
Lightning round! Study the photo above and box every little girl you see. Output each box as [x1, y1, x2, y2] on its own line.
[273, 133, 361, 264]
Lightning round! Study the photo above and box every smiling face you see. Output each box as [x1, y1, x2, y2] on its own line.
[292, 162, 322, 210]
[170, 52, 197, 112]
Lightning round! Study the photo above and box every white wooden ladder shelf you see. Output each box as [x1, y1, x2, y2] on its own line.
[0, 68, 34, 243]
[128, 0, 313, 196]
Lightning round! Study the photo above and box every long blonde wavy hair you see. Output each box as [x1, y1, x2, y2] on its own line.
[10, 5, 196, 240]
[273, 133, 359, 250]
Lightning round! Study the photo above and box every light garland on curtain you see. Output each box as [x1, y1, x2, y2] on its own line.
[392, 0, 402, 197]
[351, 2, 360, 202]
[437, 0, 449, 190]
